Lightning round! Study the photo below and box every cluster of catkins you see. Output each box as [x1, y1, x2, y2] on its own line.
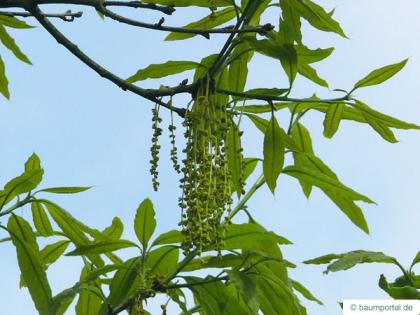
[178, 83, 235, 254]
[148, 81, 245, 254]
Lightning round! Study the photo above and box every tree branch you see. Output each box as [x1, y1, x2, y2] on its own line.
[0, 0, 175, 15]
[0, 10, 83, 22]
[99, 6, 273, 38]
[27, 5, 193, 116]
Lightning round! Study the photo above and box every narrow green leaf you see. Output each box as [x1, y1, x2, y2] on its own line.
[0, 25, 31, 64]
[0, 169, 43, 208]
[151, 229, 183, 247]
[303, 253, 343, 265]
[291, 280, 323, 305]
[229, 43, 253, 98]
[280, 0, 302, 43]
[31, 202, 53, 236]
[295, 45, 334, 64]
[283, 165, 374, 203]
[0, 16, 33, 28]
[193, 54, 218, 81]
[243, 158, 259, 181]
[126, 61, 200, 83]
[245, 36, 297, 86]
[103, 217, 124, 240]
[39, 186, 92, 194]
[76, 266, 102, 315]
[411, 251, 420, 269]
[165, 8, 236, 41]
[227, 123, 243, 197]
[41, 240, 70, 266]
[25, 153, 41, 171]
[353, 59, 408, 90]
[66, 240, 138, 256]
[323, 103, 344, 138]
[263, 114, 285, 193]
[290, 0, 346, 37]
[0, 54, 9, 99]
[7, 215, 53, 315]
[298, 63, 328, 87]
[134, 198, 157, 249]
[42, 200, 104, 267]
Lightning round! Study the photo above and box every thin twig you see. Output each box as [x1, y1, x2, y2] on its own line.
[0, 0, 175, 15]
[0, 10, 83, 22]
[27, 5, 193, 116]
[100, 7, 273, 38]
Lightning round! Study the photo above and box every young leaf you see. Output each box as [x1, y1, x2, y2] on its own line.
[31, 202, 53, 236]
[0, 16, 33, 28]
[298, 63, 328, 87]
[243, 158, 259, 181]
[282, 165, 374, 203]
[66, 240, 138, 256]
[291, 280, 323, 305]
[145, 245, 179, 275]
[126, 61, 200, 83]
[229, 43, 253, 97]
[0, 168, 43, 208]
[379, 274, 420, 299]
[165, 8, 236, 41]
[134, 198, 157, 249]
[0, 54, 10, 99]
[103, 217, 124, 240]
[7, 215, 53, 315]
[227, 123, 243, 197]
[227, 270, 259, 313]
[303, 253, 343, 265]
[323, 103, 344, 138]
[353, 59, 408, 90]
[76, 266, 102, 315]
[0, 25, 31, 64]
[25, 153, 41, 171]
[263, 114, 285, 194]
[41, 240, 70, 266]
[151, 229, 183, 247]
[290, 0, 346, 37]
[39, 186, 92, 194]
[295, 45, 334, 64]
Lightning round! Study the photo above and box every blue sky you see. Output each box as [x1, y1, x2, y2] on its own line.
[1, 1, 420, 314]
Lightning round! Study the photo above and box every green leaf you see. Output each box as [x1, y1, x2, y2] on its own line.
[290, 0, 346, 37]
[280, 0, 302, 44]
[295, 45, 334, 64]
[283, 165, 374, 204]
[410, 251, 420, 269]
[66, 240, 138, 256]
[227, 123, 243, 197]
[134, 198, 157, 249]
[165, 8, 236, 41]
[31, 202, 53, 236]
[151, 229, 183, 247]
[303, 253, 343, 265]
[75, 265, 102, 315]
[0, 16, 32, 28]
[227, 270, 259, 313]
[42, 200, 104, 267]
[39, 186, 92, 194]
[298, 63, 328, 87]
[243, 158, 259, 181]
[353, 59, 408, 90]
[0, 25, 31, 64]
[223, 223, 291, 252]
[379, 274, 420, 299]
[0, 54, 9, 99]
[106, 257, 140, 308]
[244, 37, 297, 86]
[41, 240, 70, 266]
[194, 54, 218, 81]
[232, 88, 289, 102]
[229, 43, 253, 98]
[145, 245, 179, 275]
[7, 215, 53, 315]
[126, 61, 200, 83]
[291, 280, 323, 305]
[323, 103, 344, 138]
[25, 153, 41, 171]
[0, 168, 43, 208]
[263, 114, 285, 193]
[103, 217, 124, 240]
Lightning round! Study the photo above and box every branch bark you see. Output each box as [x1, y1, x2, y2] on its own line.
[0, 10, 83, 21]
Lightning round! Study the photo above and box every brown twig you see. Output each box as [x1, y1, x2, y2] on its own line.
[100, 7, 274, 38]
[0, 0, 175, 15]
[0, 10, 83, 22]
